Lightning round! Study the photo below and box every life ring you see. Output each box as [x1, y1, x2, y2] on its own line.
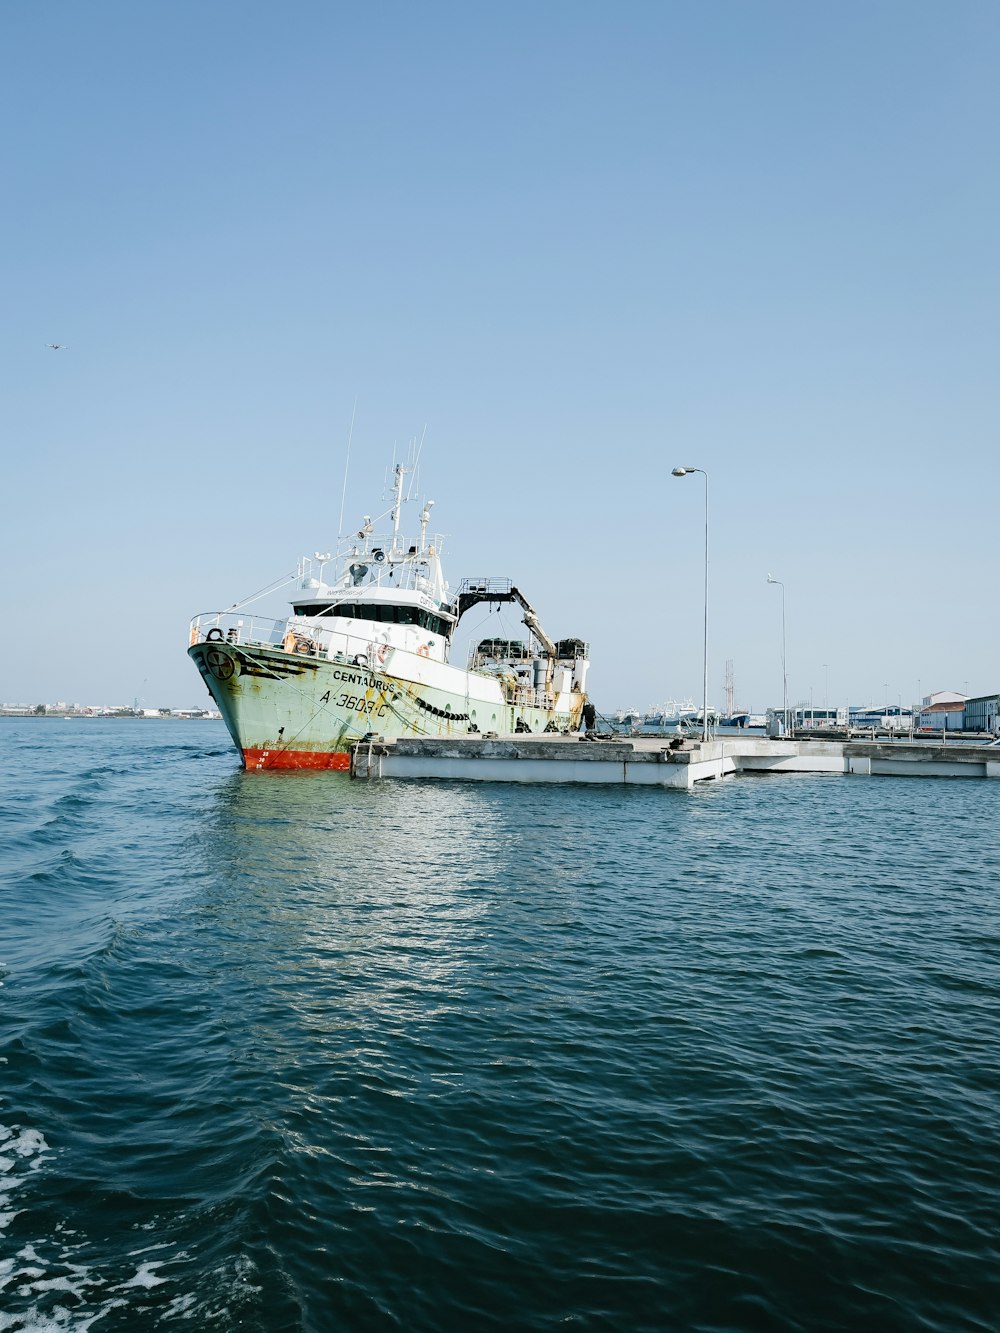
[354, 654, 367, 667]
[206, 628, 224, 642]
[376, 644, 389, 664]
[417, 645, 429, 658]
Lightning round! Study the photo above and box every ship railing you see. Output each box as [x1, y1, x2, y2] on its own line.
[555, 641, 590, 661]
[301, 532, 450, 580]
[188, 612, 400, 669]
[467, 652, 531, 674]
[469, 647, 590, 671]
[509, 686, 556, 710]
[189, 612, 287, 650]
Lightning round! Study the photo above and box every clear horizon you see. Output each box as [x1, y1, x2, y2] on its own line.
[4, 2, 998, 712]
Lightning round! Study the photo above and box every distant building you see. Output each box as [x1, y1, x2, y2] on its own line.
[921, 690, 967, 707]
[849, 704, 912, 732]
[917, 700, 965, 730]
[964, 694, 1000, 734]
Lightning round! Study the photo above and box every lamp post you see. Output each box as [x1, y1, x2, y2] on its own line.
[766, 574, 787, 734]
[671, 466, 709, 742]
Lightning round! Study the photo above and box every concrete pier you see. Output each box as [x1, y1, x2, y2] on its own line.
[349, 734, 1000, 786]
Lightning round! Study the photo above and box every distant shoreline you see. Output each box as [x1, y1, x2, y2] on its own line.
[0, 712, 221, 720]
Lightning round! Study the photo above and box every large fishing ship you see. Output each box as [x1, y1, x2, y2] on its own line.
[188, 462, 591, 769]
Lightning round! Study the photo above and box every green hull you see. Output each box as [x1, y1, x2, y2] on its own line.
[189, 640, 585, 770]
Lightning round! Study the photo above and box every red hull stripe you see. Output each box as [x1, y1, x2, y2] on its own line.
[242, 747, 351, 771]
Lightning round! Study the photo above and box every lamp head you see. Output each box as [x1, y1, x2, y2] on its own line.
[671, 467, 689, 477]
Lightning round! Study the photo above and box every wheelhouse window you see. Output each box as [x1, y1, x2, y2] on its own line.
[293, 602, 450, 637]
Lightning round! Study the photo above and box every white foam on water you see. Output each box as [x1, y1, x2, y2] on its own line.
[0, 1121, 132, 1328]
[161, 1292, 198, 1319]
[232, 1253, 260, 1287]
[14, 1133, 48, 1165]
[0, 1128, 44, 1196]
[0, 1129, 51, 1235]
[111, 1260, 167, 1291]
[0, 1116, 263, 1330]
[17, 1277, 82, 1295]
[5, 1265, 45, 1290]
[0, 1300, 127, 1332]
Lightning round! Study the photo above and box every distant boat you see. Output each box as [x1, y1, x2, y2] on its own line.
[718, 712, 767, 730]
[640, 700, 708, 731]
[608, 701, 766, 735]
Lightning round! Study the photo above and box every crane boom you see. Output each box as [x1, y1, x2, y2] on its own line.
[453, 579, 558, 657]
[510, 587, 557, 658]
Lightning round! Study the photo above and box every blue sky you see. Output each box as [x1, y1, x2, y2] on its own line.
[3, 1, 998, 711]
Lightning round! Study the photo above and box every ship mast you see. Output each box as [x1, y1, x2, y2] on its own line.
[390, 462, 405, 556]
[419, 501, 434, 553]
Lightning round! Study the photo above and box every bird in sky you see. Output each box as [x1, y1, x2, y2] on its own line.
[45, 343, 68, 350]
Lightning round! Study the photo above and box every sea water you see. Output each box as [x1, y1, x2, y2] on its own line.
[1, 718, 997, 1331]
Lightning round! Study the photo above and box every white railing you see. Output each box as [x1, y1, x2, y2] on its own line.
[509, 685, 556, 710]
[188, 612, 383, 667]
[189, 612, 285, 649]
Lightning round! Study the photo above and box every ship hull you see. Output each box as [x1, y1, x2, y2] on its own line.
[189, 640, 585, 771]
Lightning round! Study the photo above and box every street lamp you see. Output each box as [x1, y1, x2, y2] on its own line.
[672, 466, 709, 742]
[766, 574, 787, 734]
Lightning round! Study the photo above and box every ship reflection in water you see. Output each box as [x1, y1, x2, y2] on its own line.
[201, 771, 547, 1022]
